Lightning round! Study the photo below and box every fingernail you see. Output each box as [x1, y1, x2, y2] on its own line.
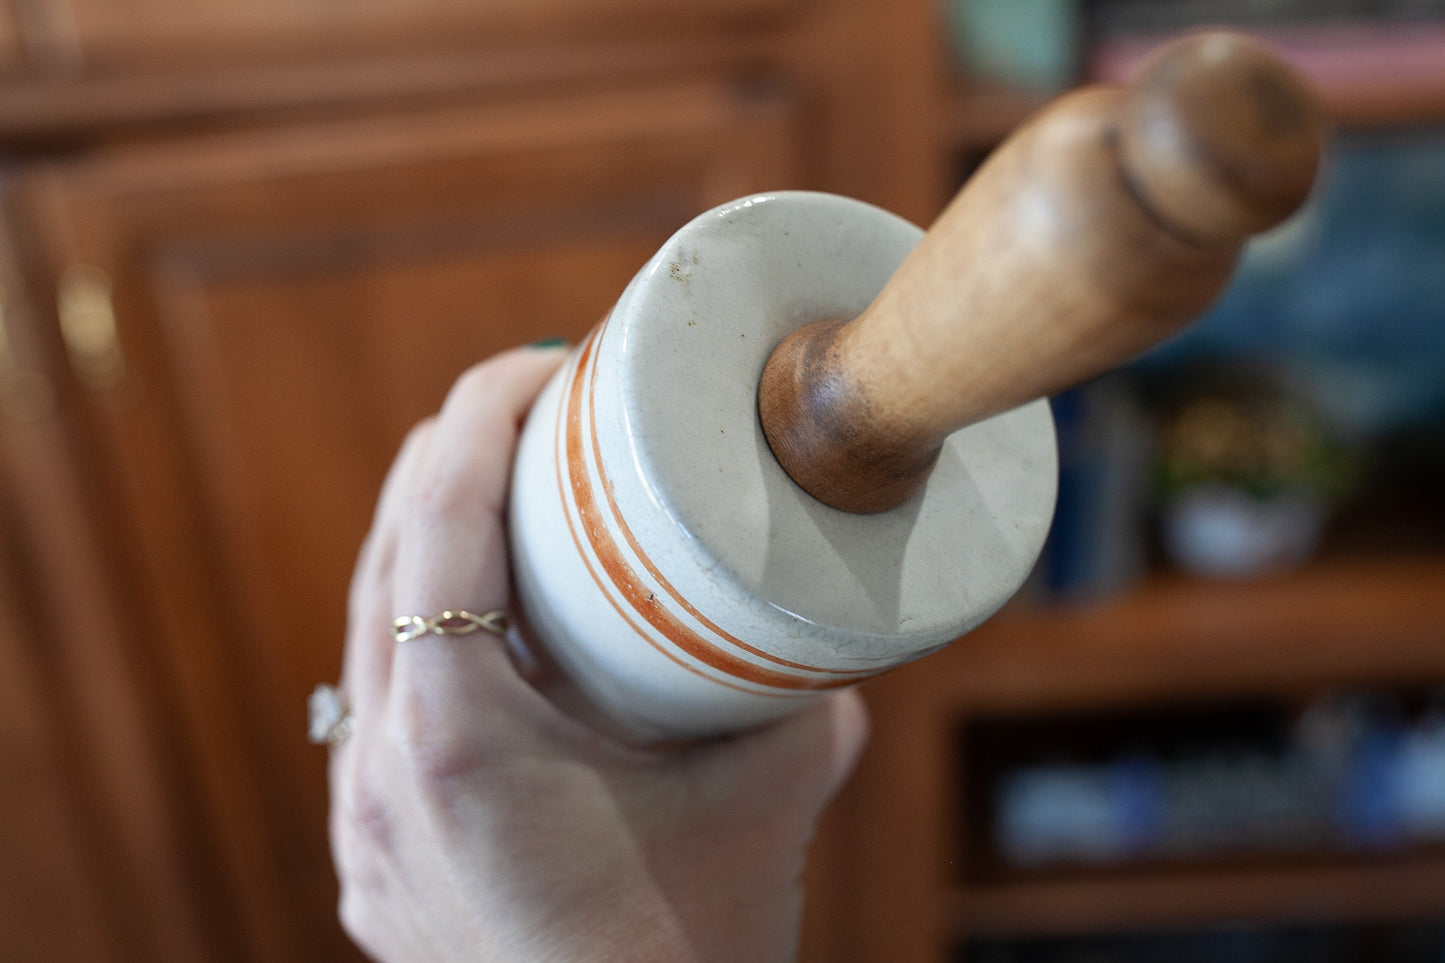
[530, 336, 568, 349]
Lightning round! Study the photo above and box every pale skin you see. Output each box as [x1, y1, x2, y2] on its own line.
[330, 344, 870, 962]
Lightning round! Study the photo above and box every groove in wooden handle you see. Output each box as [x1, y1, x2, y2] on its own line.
[758, 31, 1325, 514]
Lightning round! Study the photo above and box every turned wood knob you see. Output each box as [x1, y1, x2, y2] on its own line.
[758, 32, 1325, 514]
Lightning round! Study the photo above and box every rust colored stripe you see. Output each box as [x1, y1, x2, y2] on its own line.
[554, 330, 773, 697]
[584, 330, 873, 679]
[566, 321, 857, 692]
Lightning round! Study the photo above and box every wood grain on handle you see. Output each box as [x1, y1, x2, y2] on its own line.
[758, 32, 1325, 514]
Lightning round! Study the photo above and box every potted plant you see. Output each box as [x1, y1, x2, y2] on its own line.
[1155, 371, 1357, 578]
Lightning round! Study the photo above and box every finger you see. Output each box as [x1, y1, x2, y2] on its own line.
[388, 345, 565, 714]
[810, 689, 871, 804]
[342, 419, 437, 725]
[692, 689, 871, 817]
[347, 419, 437, 653]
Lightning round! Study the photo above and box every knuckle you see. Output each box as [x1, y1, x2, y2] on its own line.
[334, 760, 398, 855]
[401, 416, 436, 452]
[435, 364, 501, 434]
[332, 802, 394, 958]
[447, 360, 501, 406]
[348, 784, 397, 852]
[407, 473, 470, 530]
[388, 693, 489, 802]
[406, 734, 486, 806]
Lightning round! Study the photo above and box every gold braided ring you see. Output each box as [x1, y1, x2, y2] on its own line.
[390, 609, 509, 643]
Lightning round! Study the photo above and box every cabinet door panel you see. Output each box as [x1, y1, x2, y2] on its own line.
[39, 0, 795, 70]
[0, 520, 117, 963]
[0, 0, 21, 74]
[3, 223, 224, 963]
[9, 80, 796, 961]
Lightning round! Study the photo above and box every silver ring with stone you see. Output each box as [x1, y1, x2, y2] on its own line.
[308, 684, 353, 746]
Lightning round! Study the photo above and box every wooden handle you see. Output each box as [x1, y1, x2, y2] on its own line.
[758, 32, 1325, 514]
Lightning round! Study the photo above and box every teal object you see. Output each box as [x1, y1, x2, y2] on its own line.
[947, 0, 1080, 93]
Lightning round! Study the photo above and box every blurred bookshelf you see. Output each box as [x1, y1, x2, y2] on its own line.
[851, 556, 1445, 960]
[837, 5, 1445, 960]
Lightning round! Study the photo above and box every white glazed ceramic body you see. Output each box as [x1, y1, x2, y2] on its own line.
[509, 192, 1058, 743]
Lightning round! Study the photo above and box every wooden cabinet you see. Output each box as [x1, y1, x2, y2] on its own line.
[0, 4, 948, 960]
[4, 78, 809, 962]
[3, 224, 222, 961]
[0, 503, 116, 963]
[26, 0, 796, 70]
[0, 6, 20, 74]
[10, 4, 1439, 962]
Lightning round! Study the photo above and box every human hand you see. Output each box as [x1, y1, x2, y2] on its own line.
[329, 344, 869, 962]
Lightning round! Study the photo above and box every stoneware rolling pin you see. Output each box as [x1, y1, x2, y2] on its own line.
[508, 32, 1326, 743]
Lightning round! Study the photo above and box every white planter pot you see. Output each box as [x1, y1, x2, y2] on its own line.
[1163, 483, 1326, 579]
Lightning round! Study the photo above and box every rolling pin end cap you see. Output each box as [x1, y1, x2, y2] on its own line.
[1118, 30, 1326, 245]
[759, 318, 938, 515]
